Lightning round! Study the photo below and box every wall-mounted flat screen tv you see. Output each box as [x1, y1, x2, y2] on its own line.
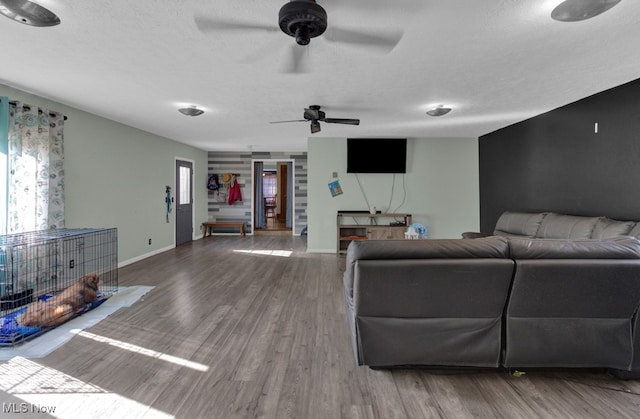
[347, 138, 407, 173]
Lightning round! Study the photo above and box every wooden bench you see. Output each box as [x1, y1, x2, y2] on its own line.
[202, 222, 246, 238]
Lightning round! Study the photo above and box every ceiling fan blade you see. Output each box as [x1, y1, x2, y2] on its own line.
[238, 35, 283, 64]
[324, 118, 360, 125]
[324, 27, 404, 54]
[269, 119, 307, 124]
[281, 44, 309, 74]
[322, 0, 424, 13]
[194, 16, 277, 34]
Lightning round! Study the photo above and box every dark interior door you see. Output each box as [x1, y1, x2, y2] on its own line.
[176, 160, 193, 246]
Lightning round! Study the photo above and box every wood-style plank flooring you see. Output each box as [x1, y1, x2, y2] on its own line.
[2, 236, 640, 418]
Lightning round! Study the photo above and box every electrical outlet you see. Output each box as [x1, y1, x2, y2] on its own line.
[148, 238, 152, 245]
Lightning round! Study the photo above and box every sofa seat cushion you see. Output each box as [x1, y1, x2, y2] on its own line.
[629, 223, 640, 239]
[535, 213, 600, 239]
[493, 211, 547, 237]
[592, 218, 636, 239]
[508, 236, 640, 259]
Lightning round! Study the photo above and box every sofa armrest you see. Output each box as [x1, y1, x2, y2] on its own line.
[461, 231, 488, 239]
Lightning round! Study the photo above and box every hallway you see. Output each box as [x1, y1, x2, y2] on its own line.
[254, 217, 291, 235]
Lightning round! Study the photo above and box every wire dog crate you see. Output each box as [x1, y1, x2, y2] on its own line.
[0, 228, 118, 346]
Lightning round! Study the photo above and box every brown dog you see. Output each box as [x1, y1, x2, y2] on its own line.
[17, 274, 100, 328]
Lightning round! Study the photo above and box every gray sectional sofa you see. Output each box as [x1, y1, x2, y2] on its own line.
[343, 211, 640, 378]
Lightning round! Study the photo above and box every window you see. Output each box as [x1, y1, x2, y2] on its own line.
[262, 171, 277, 198]
[179, 166, 191, 204]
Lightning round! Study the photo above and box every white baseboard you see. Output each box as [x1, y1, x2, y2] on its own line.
[306, 248, 336, 254]
[119, 234, 305, 267]
[119, 245, 174, 268]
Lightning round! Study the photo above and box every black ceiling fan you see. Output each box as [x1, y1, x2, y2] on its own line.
[270, 105, 360, 134]
[194, 0, 404, 73]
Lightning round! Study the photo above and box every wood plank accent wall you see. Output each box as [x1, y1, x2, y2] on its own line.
[207, 151, 308, 234]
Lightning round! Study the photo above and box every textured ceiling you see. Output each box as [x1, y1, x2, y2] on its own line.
[1, 0, 639, 152]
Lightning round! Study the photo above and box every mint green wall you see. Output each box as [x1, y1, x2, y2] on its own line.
[307, 137, 480, 253]
[0, 84, 208, 265]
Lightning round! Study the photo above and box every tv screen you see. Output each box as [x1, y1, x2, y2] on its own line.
[347, 138, 407, 173]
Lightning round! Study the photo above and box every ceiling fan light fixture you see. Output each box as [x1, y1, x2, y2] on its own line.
[0, 0, 60, 26]
[310, 120, 321, 134]
[178, 106, 205, 117]
[551, 0, 621, 22]
[426, 105, 452, 117]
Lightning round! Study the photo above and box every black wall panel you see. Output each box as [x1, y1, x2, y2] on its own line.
[479, 78, 640, 233]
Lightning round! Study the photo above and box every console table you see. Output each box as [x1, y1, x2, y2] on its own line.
[337, 211, 412, 255]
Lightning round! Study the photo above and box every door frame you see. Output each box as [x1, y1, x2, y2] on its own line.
[174, 157, 196, 245]
[251, 158, 295, 236]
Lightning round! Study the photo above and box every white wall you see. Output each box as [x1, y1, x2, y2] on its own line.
[307, 137, 480, 253]
[1, 84, 208, 265]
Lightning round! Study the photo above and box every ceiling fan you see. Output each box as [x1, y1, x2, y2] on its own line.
[270, 105, 360, 134]
[194, 0, 404, 73]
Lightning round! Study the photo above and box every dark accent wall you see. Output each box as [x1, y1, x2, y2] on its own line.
[479, 78, 640, 233]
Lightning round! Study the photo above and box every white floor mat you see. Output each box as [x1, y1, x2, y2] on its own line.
[0, 286, 153, 360]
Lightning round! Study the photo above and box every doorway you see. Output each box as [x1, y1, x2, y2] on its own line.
[253, 159, 294, 235]
[175, 159, 194, 246]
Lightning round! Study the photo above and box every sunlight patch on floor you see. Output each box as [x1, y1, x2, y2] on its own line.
[0, 356, 174, 418]
[232, 249, 293, 257]
[71, 330, 209, 372]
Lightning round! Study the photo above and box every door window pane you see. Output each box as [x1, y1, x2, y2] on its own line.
[179, 166, 191, 204]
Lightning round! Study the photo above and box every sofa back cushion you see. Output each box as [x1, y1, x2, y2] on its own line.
[591, 217, 636, 239]
[493, 211, 547, 237]
[535, 213, 600, 239]
[508, 236, 640, 259]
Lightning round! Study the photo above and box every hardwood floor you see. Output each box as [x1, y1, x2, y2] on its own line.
[2, 236, 640, 418]
[254, 218, 292, 235]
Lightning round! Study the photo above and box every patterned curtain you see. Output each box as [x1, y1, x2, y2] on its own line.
[0, 97, 8, 235]
[7, 101, 65, 233]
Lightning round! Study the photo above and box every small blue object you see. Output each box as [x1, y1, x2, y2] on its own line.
[410, 223, 429, 238]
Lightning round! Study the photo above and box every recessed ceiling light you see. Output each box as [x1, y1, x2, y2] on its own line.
[551, 0, 621, 22]
[426, 105, 452, 117]
[178, 106, 205, 117]
[0, 0, 60, 27]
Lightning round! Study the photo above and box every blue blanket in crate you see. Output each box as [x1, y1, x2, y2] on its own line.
[0, 293, 108, 344]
